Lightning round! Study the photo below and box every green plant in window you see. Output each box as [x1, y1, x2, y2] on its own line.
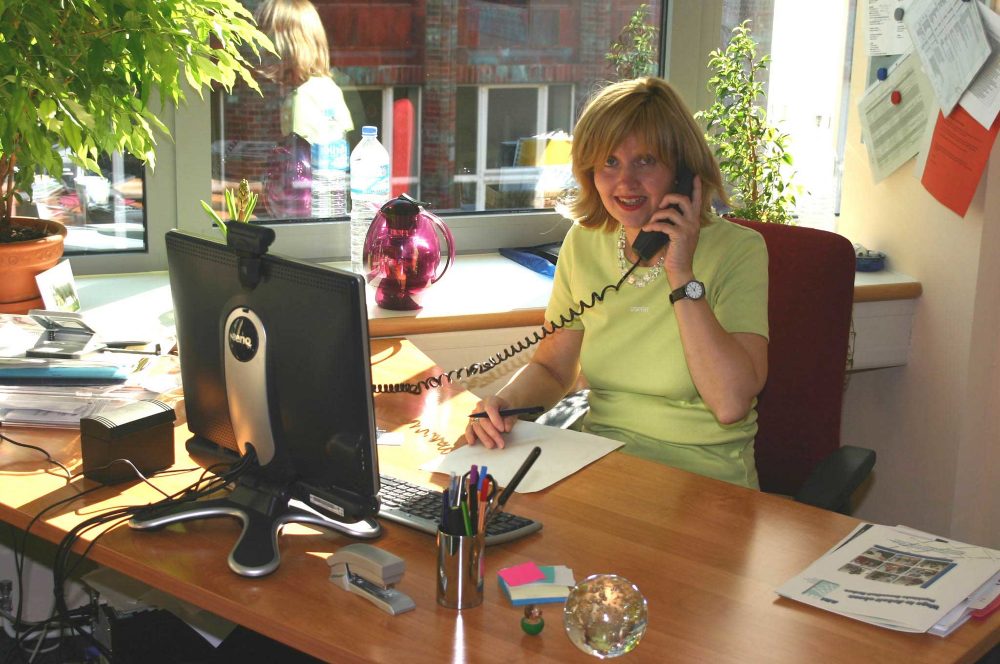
[695, 20, 798, 224]
[606, 3, 658, 80]
[0, 0, 273, 241]
[201, 179, 258, 240]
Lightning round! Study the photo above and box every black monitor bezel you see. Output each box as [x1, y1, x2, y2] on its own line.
[165, 228, 380, 523]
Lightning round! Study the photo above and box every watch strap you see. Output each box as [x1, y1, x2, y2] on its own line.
[669, 280, 704, 304]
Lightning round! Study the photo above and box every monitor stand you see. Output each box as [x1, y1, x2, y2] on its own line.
[129, 468, 380, 577]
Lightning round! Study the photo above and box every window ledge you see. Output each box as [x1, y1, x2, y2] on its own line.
[75, 253, 922, 340]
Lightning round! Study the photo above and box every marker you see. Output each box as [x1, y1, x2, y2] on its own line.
[468, 405, 544, 419]
[496, 446, 541, 510]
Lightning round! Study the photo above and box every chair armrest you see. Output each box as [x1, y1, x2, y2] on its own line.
[535, 389, 590, 430]
[794, 445, 876, 514]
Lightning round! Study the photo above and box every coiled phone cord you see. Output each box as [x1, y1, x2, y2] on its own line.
[372, 259, 642, 395]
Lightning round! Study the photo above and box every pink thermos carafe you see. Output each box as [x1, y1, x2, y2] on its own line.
[362, 195, 455, 310]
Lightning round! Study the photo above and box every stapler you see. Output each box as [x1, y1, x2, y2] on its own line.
[327, 543, 415, 615]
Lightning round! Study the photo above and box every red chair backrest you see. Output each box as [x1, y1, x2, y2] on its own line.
[729, 218, 856, 496]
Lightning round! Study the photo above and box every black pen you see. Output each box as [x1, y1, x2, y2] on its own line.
[468, 405, 544, 419]
[493, 446, 542, 514]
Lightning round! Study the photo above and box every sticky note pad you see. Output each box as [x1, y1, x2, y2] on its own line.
[498, 561, 546, 587]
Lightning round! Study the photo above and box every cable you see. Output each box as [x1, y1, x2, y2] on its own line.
[5, 452, 253, 663]
[46, 450, 257, 661]
[373, 259, 642, 395]
[0, 432, 73, 482]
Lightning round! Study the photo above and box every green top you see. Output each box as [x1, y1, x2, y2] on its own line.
[281, 75, 354, 145]
[545, 216, 768, 478]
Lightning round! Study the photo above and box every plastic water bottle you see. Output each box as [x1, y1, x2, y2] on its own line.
[311, 108, 349, 218]
[349, 125, 391, 273]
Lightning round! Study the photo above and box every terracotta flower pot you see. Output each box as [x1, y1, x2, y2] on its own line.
[0, 216, 67, 314]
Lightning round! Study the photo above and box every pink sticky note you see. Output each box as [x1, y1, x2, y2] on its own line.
[498, 561, 546, 587]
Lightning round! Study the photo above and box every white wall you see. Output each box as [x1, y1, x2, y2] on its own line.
[837, 7, 1000, 548]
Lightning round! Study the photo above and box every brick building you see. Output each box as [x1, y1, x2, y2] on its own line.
[217, 0, 661, 214]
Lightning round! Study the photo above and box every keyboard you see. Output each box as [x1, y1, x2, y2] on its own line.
[377, 474, 541, 546]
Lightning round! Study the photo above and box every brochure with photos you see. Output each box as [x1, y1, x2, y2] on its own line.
[776, 523, 1000, 635]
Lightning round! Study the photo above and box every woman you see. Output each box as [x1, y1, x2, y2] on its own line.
[254, 0, 354, 217]
[255, 0, 354, 146]
[465, 77, 769, 489]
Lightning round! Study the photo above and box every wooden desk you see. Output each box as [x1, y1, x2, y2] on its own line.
[1, 339, 995, 663]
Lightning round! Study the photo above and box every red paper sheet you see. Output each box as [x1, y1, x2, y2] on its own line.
[921, 106, 1000, 217]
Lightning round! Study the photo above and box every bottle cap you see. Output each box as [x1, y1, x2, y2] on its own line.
[362, 126, 378, 137]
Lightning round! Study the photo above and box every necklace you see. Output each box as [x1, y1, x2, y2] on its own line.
[617, 226, 665, 288]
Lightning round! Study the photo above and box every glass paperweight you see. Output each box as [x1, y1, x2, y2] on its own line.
[562, 574, 648, 658]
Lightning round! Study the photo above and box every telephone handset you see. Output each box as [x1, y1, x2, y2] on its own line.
[631, 165, 695, 261]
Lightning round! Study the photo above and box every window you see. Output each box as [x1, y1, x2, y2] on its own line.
[31, 152, 148, 256]
[717, 0, 856, 231]
[68, 1, 855, 274]
[205, 0, 666, 260]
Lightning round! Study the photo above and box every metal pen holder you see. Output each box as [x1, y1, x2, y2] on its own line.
[436, 530, 484, 609]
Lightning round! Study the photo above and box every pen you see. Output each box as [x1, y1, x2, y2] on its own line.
[99, 345, 162, 356]
[440, 488, 449, 533]
[460, 500, 473, 536]
[468, 405, 544, 419]
[103, 340, 153, 348]
[495, 446, 541, 511]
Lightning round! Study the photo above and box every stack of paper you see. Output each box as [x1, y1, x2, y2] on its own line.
[777, 524, 1000, 636]
[497, 561, 575, 606]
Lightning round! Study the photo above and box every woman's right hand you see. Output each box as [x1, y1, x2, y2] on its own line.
[464, 395, 514, 449]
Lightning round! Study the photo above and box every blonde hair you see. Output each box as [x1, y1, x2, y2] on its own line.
[255, 0, 330, 87]
[568, 77, 727, 231]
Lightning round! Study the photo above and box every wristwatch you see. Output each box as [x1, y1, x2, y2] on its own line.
[669, 279, 705, 304]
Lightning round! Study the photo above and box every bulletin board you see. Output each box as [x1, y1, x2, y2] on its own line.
[859, 0, 1000, 216]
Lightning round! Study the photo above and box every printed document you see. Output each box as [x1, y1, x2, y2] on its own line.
[777, 523, 1000, 635]
[959, 1, 1000, 130]
[867, 0, 911, 57]
[902, 0, 990, 115]
[857, 53, 936, 182]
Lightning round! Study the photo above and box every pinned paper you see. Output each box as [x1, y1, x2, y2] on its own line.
[867, 0, 911, 57]
[498, 561, 546, 587]
[902, 0, 990, 115]
[920, 106, 1000, 217]
[857, 53, 936, 182]
[959, 1, 1000, 130]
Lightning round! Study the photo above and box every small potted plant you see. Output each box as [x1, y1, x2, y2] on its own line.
[201, 179, 259, 240]
[0, 0, 272, 312]
[696, 20, 799, 224]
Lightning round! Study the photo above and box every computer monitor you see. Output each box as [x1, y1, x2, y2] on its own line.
[130, 225, 381, 577]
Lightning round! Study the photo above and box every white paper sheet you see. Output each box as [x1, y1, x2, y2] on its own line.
[857, 53, 936, 182]
[902, 0, 991, 115]
[868, 0, 911, 57]
[959, 1, 1000, 130]
[420, 420, 623, 493]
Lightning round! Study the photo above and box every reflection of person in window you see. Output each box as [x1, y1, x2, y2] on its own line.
[255, 0, 354, 144]
[465, 78, 769, 490]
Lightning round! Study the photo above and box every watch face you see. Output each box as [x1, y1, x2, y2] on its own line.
[685, 281, 705, 299]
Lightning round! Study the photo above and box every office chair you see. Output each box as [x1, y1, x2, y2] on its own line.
[537, 219, 875, 514]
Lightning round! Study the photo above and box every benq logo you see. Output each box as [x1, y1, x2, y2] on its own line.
[228, 316, 258, 362]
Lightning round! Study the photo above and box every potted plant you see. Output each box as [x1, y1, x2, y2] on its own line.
[0, 0, 272, 312]
[695, 20, 799, 224]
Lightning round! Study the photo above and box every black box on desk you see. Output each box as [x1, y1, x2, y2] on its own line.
[80, 400, 176, 484]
